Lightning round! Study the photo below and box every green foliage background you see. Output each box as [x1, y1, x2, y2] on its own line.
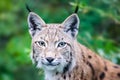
[0, 0, 120, 80]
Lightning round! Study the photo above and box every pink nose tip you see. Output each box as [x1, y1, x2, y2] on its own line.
[46, 57, 54, 63]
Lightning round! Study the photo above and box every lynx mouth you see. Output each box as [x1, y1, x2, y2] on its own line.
[41, 62, 60, 66]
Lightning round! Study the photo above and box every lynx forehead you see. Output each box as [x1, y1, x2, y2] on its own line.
[27, 12, 120, 80]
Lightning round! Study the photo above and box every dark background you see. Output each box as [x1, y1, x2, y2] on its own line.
[0, 0, 120, 80]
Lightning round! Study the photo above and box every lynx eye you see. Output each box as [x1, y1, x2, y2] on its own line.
[58, 42, 67, 48]
[36, 41, 46, 47]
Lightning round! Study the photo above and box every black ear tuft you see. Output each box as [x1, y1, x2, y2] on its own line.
[74, 5, 79, 13]
[26, 3, 32, 12]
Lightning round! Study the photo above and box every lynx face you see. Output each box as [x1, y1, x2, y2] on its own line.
[28, 12, 79, 72]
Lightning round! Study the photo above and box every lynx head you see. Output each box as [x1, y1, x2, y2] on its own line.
[27, 12, 79, 73]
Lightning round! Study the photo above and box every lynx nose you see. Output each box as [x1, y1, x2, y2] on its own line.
[46, 57, 54, 63]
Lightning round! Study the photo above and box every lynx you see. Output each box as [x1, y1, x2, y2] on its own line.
[27, 12, 120, 80]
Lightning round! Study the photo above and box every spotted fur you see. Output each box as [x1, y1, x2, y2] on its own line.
[27, 12, 120, 80]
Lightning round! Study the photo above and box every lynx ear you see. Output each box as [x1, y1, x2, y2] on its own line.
[27, 12, 46, 37]
[62, 14, 79, 38]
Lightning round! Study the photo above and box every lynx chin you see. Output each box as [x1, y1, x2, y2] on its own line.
[27, 12, 120, 80]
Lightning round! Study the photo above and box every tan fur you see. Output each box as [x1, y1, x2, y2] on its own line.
[28, 12, 120, 80]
